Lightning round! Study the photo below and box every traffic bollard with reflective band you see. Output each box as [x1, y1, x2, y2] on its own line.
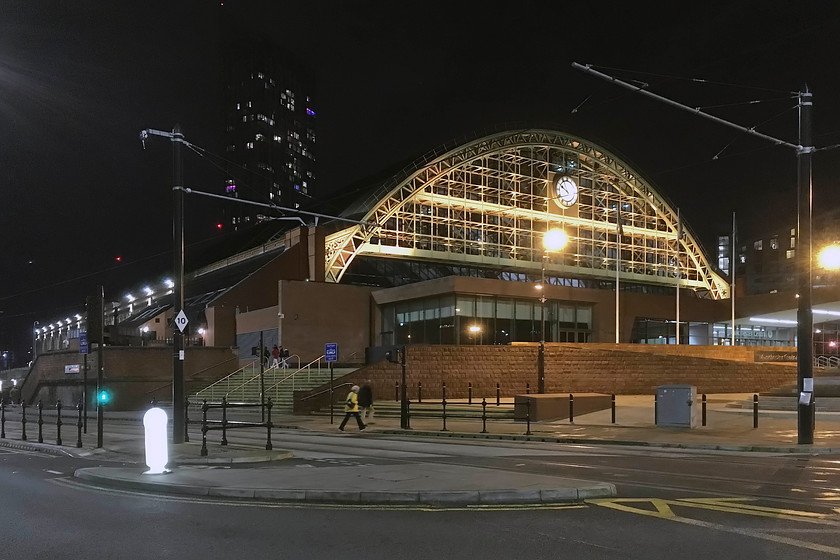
[143, 407, 170, 474]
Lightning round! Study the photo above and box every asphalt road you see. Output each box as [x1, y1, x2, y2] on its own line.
[4, 433, 840, 558]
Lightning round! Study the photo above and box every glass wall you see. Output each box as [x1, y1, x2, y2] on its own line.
[383, 295, 592, 346]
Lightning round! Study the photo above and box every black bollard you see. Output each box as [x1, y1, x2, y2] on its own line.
[395, 381, 399, 402]
[441, 397, 448, 432]
[200, 400, 209, 457]
[442, 381, 446, 401]
[496, 383, 500, 406]
[481, 398, 488, 434]
[265, 398, 273, 451]
[406, 399, 412, 430]
[184, 398, 190, 443]
[76, 400, 83, 448]
[753, 394, 759, 429]
[37, 400, 43, 443]
[611, 394, 616, 424]
[654, 393, 658, 424]
[1, 400, 5, 439]
[525, 398, 532, 436]
[55, 400, 63, 446]
[702, 394, 707, 426]
[20, 401, 27, 441]
[569, 393, 574, 424]
[221, 396, 228, 446]
[468, 382, 472, 404]
[526, 383, 530, 395]
[418, 382, 422, 403]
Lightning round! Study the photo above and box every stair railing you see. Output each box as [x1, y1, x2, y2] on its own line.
[264, 355, 326, 399]
[194, 360, 260, 401]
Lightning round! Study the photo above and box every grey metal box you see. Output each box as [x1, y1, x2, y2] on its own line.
[656, 385, 699, 428]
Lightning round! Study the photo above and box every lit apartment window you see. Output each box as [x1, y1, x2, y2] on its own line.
[786, 250, 795, 259]
[791, 236, 796, 248]
[754, 240, 763, 250]
[770, 237, 778, 250]
[246, 142, 254, 149]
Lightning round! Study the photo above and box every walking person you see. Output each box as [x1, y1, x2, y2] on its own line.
[358, 379, 375, 424]
[338, 385, 366, 432]
[271, 345, 280, 368]
[263, 346, 270, 369]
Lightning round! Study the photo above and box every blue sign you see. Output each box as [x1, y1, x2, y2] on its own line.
[325, 343, 338, 362]
[79, 331, 88, 355]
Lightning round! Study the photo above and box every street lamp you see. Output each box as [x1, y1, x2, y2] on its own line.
[818, 244, 840, 271]
[538, 229, 569, 394]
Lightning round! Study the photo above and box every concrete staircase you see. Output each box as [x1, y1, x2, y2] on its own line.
[191, 364, 361, 414]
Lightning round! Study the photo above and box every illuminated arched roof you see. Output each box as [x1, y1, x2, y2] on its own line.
[325, 129, 729, 299]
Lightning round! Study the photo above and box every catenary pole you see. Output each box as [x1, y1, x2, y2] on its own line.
[797, 91, 814, 444]
[172, 125, 185, 444]
[731, 212, 736, 346]
[675, 208, 681, 345]
[572, 62, 814, 443]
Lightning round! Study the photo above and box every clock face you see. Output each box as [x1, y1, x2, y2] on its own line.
[554, 176, 579, 208]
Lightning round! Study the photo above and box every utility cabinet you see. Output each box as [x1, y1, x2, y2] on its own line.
[656, 385, 699, 428]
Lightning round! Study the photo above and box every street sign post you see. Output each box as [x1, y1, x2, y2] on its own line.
[326, 343, 338, 424]
[79, 331, 88, 355]
[325, 343, 338, 362]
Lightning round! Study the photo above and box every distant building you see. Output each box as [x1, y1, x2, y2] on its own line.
[220, 26, 316, 230]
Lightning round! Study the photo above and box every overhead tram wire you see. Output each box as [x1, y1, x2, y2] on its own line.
[589, 65, 798, 95]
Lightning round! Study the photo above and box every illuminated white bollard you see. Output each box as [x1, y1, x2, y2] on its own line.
[143, 407, 170, 474]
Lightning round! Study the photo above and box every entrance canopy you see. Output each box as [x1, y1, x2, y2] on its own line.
[326, 129, 729, 299]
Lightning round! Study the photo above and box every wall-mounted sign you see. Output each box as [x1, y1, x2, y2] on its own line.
[65, 364, 80, 374]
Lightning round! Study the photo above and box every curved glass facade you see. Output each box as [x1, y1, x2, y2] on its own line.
[326, 129, 728, 299]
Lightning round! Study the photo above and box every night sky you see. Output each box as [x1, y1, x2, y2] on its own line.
[2, 1, 840, 365]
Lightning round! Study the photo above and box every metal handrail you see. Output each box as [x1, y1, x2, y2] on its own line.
[195, 360, 259, 399]
[300, 382, 354, 401]
[142, 355, 242, 397]
[264, 355, 326, 394]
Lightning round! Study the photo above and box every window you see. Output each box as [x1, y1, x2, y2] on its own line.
[786, 250, 795, 259]
[770, 237, 778, 250]
[754, 240, 763, 250]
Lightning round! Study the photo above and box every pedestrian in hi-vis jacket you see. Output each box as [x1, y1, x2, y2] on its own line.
[339, 385, 366, 432]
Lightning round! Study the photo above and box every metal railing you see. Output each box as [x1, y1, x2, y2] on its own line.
[194, 355, 334, 403]
[194, 360, 260, 401]
[264, 355, 329, 399]
[815, 355, 840, 368]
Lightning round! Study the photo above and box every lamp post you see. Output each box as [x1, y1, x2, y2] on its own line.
[538, 229, 569, 394]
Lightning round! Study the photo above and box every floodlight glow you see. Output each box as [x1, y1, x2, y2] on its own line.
[818, 245, 840, 271]
[74, 314, 81, 320]
[164, 278, 174, 289]
[141, 326, 150, 333]
[543, 229, 569, 251]
[198, 328, 206, 335]
[143, 407, 169, 474]
[126, 293, 136, 302]
[469, 325, 481, 332]
[143, 286, 153, 296]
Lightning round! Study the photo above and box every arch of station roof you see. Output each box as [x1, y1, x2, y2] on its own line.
[325, 129, 729, 299]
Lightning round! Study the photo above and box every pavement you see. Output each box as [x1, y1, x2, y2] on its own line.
[2, 393, 839, 506]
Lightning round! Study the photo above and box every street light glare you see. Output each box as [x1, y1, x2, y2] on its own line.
[543, 229, 569, 251]
[818, 245, 840, 271]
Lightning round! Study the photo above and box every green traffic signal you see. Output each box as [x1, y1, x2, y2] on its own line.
[97, 389, 112, 405]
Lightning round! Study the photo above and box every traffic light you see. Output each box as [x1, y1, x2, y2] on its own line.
[386, 348, 402, 363]
[97, 388, 112, 406]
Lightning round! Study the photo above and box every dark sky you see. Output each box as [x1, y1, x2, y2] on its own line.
[2, 1, 840, 364]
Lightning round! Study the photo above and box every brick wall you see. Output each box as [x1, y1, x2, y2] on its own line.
[307, 344, 797, 405]
[21, 347, 239, 410]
